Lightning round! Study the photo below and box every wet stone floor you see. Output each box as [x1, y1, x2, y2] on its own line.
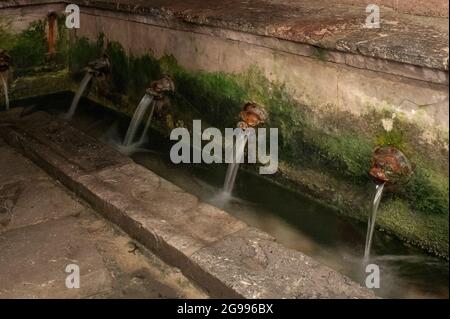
[0, 138, 208, 298]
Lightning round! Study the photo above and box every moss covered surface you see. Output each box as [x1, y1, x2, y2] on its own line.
[10, 69, 71, 100]
[0, 16, 69, 76]
[4, 25, 448, 257]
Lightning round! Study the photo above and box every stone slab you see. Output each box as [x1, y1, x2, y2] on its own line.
[18, 112, 131, 173]
[0, 218, 113, 298]
[191, 227, 374, 298]
[74, 162, 249, 292]
[0, 145, 84, 232]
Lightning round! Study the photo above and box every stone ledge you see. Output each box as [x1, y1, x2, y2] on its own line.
[0, 110, 374, 298]
[191, 227, 373, 298]
[1, 0, 448, 74]
[77, 6, 448, 85]
[0, 0, 62, 8]
[71, 0, 448, 72]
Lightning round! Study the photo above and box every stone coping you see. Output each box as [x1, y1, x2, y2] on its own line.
[0, 109, 375, 298]
[0, 0, 448, 72]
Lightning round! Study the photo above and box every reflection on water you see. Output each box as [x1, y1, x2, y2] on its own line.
[11, 93, 449, 299]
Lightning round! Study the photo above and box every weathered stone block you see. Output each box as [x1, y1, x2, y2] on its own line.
[191, 227, 375, 299]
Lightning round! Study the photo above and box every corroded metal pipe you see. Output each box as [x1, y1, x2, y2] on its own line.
[237, 101, 268, 129]
[47, 12, 58, 55]
[369, 146, 413, 185]
[0, 50, 11, 73]
[86, 54, 111, 77]
[146, 75, 175, 99]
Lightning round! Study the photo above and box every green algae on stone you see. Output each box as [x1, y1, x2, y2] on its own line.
[10, 69, 71, 101]
[7, 21, 47, 69]
[0, 17, 70, 75]
[65, 36, 448, 256]
[379, 198, 449, 258]
[312, 46, 328, 62]
[69, 35, 104, 76]
[53, 14, 71, 67]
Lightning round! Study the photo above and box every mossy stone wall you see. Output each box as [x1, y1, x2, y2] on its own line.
[1, 9, 448, 257]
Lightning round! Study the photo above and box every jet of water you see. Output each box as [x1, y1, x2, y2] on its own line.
[223, 129, 252, 195]
[363, 182, 385, 264]
[138, 100, 156, 144]
[65, 72, 93, 119]
[123, 94, 154, 146]
[0, 72, 9, 111]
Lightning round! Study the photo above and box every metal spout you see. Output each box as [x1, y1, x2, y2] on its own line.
[145, 75, 175, 99]
[0, 50, 12, 73]
[369, 146, 413, 185]
[86, 54, 111, 77]
[47, 12, 58, 55]
[238, 102, 268, 128]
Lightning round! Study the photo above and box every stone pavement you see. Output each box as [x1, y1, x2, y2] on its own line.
[0, 138, 208, 298]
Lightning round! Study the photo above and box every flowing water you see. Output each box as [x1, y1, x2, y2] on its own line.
[65, 73, 93, 119]
[1, 73, 9, 110]
[364, 183, 385, 264]
[10, 93, 449, 299]
[223, 130, 251, 194]
[123, 94, 154, 146]
[138, 100, 156, 144]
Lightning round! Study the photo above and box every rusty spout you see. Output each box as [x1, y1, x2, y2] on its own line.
[0, 50, 12, 73]
[87, 54, 111, 77]
[369, 146, 413, 185]
[238, 102, 268, 129]
[146, 75, 175, 99]
[47, 12, 58, 55]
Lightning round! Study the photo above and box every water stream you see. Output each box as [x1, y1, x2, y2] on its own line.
[0, 72, 9, 110]
[65, 73, 93, 119]
[364, 183, 385, 264]
[223, 130, 251, 195]
[138, 100, 156, 145]
[123, 94, 154, 146]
